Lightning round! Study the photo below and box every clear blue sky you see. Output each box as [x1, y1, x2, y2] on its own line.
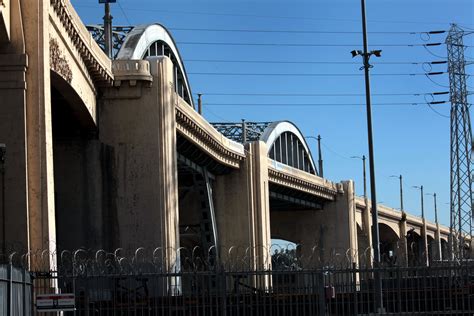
[72, 0, 473, 227]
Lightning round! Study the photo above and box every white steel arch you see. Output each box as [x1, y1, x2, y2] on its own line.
[261, 121, 318, 175]
[117, 23, 194, 108]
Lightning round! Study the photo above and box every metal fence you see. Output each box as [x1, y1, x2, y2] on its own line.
[0, 264, 33, 316]
[15, 248, 471, 315]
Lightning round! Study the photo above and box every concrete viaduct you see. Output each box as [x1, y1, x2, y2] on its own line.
[0, 0, 452, 270]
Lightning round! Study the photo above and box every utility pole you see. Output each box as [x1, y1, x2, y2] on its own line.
[317, 135, 324, 177]
[100, 0, 115, 58]
[447, 24, 473, 261]
[351, 0, 383, 311]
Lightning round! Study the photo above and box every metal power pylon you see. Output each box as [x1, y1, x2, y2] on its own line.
[447, 24, 473, 260]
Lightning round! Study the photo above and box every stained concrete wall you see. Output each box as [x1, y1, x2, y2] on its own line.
[270, 181, 358, 266]
[100, 57, 179, 269]
[214, 141, 272, 270]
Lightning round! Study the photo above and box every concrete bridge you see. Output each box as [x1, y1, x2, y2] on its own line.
[0, 0, 455, 270]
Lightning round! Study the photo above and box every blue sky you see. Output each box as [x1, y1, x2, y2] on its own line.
[72, 0, 473, 227]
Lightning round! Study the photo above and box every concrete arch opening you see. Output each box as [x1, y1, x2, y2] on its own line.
[406, 229, 422, 266]
[441, 238, 449, 260]
[51, 72, 103, 252]
[427, 235, 436, 263]
[379, 223, 400, 265]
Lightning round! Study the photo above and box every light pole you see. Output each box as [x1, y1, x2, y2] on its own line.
[306, 136, 324, 177]
[425, 192, 438, 224]
[413, 185, 429, 266]
[351, 155, 367, 199]
[413, 185, 425, 219]
[390, 175, 404, 211]
[351, 0, 383, 311]
[426, 192, 442, 261]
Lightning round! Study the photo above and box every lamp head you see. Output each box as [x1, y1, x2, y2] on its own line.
[372, 50, 382, 57]
[351, 50, 361, 58]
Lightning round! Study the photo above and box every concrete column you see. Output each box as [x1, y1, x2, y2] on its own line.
[421, 218, 429, 266]
[362, 197, 372, 252]
[23, 0, 57, 269]
[435, 224, 442, 261]
[214, 141, 271, 271]
[0, 54, 29, 254]
[0, 0, 57, 269]
[398, 214, 408, 267]
[248, 141, 272, 271]
[100, 57, 179, 270]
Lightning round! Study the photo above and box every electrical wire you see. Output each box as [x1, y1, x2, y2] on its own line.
[177, 41, 443, 48]
[195, 92, 449, 97]
[184, 59, 447, 65]
[117, 1, 132, 25]
[188, 72, 446, 77]
[169, 27, 443, 35]
[203, 101, 448, 107]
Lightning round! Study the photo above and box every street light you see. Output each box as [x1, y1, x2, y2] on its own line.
[425, 192, 438, 224]
[306, 135, 324, 178]
[412, 185, 425, 219]
[351, 0, 383, 311]
[351, 155, 367, 199]
[390, 175, 404, 211]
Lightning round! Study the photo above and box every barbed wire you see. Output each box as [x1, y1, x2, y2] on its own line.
[0, 242, 462, 275]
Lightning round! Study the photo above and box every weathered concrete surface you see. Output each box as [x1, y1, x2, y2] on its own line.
[100, 57, 179, 269]
[271, 181, 358, 266]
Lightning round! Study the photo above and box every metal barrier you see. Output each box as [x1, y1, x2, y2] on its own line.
[29, 258, 473, 315]
[3, 247, 474, 315]
[0, 264, 33, 316]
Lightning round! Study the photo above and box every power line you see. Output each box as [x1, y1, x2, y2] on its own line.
[195, 92, 449, 97]
[117, 1, 132, 25]
[178, 41, 443, 48]
[203, 101, 448, 107]
[170, 27, 445, 35]
[184, 59, 447, 65]
[188, 72, 446, 77]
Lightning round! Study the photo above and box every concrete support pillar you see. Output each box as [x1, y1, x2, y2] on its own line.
[435, 224, 442, 261]
[421, 219, 429, 266]
[0, 0, 57, 269]
[101, 57, 179, 271]
[362, 197, 372, 267]
[0, 54, 29, 254]
[214, 141, 271, 271]
[398, 214, 408, 267]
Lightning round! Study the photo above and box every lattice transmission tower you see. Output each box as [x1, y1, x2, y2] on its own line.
[447, 24, 473, 260]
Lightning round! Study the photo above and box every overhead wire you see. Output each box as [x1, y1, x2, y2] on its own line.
[177, 41, 443, 48]
[184, 59, 447, 65]
[169, 27, 445, 35]
[117, 1, 132, 25]
[194, 92, 449, 97]
[202, 101, 448, 107]
[188, 72, 446, 77]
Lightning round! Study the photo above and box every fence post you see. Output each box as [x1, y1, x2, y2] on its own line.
[318, 271, 326, 315]
[7, 263, 12, 316]
[352, 262, 358, 315]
